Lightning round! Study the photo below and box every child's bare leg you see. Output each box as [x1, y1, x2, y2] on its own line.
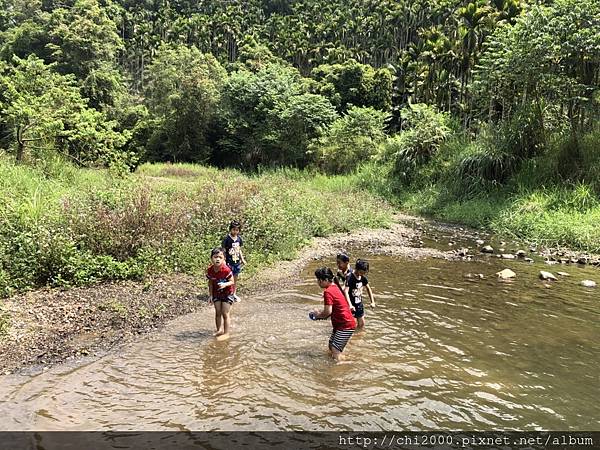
[356, 316, 366, 329]
[214, 301, 224, 335]
[329, 345, 343, 361]
[232, 274, 241, 301]
[220, 302, 232, 337]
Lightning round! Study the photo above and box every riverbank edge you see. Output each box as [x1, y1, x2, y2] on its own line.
[0, 214, 454, 375]
[393, 187, 600, 255]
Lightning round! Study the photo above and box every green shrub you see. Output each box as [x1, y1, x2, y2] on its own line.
[0, 302, 9, 337]
[382, 104, 452, 184]
[313, 106, 388, 174]
[453, 146, 517, 197]
[0, 157, 392, 296]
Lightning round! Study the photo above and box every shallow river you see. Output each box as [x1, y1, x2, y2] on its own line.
[0, 229, 599, 431]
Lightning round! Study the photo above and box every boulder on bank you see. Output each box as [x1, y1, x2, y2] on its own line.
[481, 245, 494, 254]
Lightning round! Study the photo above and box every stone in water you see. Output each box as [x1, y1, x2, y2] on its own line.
[539, 271, 557, 281]
[496, 269, 516, 279]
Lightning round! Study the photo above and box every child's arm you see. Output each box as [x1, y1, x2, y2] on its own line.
[208, 280, 214, 304]
[313, 304, 332, 319]
[366, 285, 375, 307]
[343, 286, 355, 312]
[219, 274, 235, 288]
[239, 247, 247, 265]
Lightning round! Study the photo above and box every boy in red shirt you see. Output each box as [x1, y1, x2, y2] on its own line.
[206, 247, 235, 339]
[310, 267, 356, 361]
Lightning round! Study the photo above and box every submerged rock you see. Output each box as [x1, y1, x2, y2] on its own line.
[464, 273, 485, 279]
[496, 269, 516, 279]
[516, 250, 527, 258]
[501, 254, 516, 259]
[476, 239, 485, 245]
[557, 272, 570, 277]
[581, 280, 597, 288]
[481, 245, 494, 253]
[539, 271, 557, 281]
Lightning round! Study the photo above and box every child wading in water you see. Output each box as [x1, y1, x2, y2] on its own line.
[206, 247, 236, 339]
[222, 221, 246, 302]
[345, 259, 375, 329]
[310, 267, 356, 361]
[335, 252, 355, 312]
[336, 252, 352, 288]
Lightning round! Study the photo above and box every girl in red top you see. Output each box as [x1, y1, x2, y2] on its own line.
[310, 267, 356, 361]
[206, 247, 235, 340]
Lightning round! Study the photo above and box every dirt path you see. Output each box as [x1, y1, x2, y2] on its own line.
[0, 214, 452, 374]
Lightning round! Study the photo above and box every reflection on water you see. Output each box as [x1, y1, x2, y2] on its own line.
[0, 242, 599, 430]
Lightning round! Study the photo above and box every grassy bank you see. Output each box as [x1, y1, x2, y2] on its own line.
[0, 157, 392, 299]
[357, 126, 600, 253]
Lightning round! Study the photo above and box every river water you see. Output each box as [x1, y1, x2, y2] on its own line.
[0, 229, 599, 431]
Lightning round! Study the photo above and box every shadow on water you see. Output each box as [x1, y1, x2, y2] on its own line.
[0, 225, 598, 431]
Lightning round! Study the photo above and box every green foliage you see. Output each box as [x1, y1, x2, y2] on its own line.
[0, 301, 9, 337]
[0, 55, 130, 169]
[382, 104, 452, 184]
[0, 18, 50, 62]
[453, 145, 516, 196]
[311, 59, 393, 112]
[143, 44, 227, 163]
[312, 106, 387, 174]
[219, 63, 337, 168]
[0, 157, 392, 296]
[45, 0, 123, 80]
[474, 0, 600, 133]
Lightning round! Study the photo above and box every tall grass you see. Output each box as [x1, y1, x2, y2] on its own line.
[0, 157, 392, 297]
[373, 125, 600, 252]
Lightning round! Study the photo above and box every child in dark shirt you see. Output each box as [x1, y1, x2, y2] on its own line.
[335, 252, 355, 313]
[336, 252, 352, 287]
[222, 221, 246, 302]
[206, 247, 235, 339]
[344, 259, 375, 329]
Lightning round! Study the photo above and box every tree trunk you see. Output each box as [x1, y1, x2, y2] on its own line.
[16, 127, 25, 162]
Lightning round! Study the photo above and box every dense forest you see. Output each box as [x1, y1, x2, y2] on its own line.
[1, 0, 598, 172]
[0, 0, 600, 296]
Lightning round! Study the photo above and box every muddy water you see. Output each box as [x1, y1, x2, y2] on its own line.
[1, 239, 599, 430]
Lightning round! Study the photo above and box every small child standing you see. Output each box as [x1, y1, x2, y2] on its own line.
[310, 267, 356, 361]
[206, 247, 236, 339]
[335, 253, 353, 288]
[335, 252, 355, 313]
[222, 220, 246, 302]
[345, 259, 376, 329]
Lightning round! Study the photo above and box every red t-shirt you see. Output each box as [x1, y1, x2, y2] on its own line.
[323, 284, 356, 331]
[206, 264, 234, 299]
